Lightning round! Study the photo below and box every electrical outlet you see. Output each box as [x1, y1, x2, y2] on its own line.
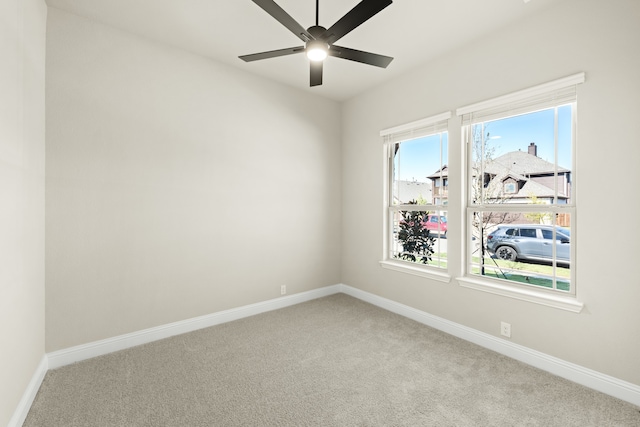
[500, 321, 511, 338]
[280, 285, 286, 295]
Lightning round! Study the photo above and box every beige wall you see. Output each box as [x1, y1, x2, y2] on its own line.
[342, 0, 640, 386]
[45, 9, 342, 352]
[0, 0, 46, 424]
[19, 0, 638, 418]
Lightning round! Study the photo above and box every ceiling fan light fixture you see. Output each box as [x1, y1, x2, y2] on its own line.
[239, 0, 394, 86]
[306, 40, 329, 61]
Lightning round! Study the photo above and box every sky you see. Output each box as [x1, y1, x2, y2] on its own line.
[394, 133, 447, 182]
[395, 105, 573, 182]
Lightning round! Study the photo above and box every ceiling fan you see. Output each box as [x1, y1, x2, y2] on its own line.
[239, 0, 394, 87]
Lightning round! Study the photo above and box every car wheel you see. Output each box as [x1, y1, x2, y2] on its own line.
[495, 246, 517, 261]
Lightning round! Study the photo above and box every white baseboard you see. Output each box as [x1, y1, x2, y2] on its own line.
[48, 285, 342, 369]
[42, 282, 639, 409]
[7, 355, 48, 427]
[339, 284, 640, 407]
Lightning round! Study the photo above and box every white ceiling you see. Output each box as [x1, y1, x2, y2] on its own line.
[45, 0, 561, 102]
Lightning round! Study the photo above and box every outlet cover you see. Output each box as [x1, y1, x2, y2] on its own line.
[501, 321, 511, 338]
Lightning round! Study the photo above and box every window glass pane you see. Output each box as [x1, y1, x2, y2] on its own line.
[429, 210, 448, 269]
[470, 210, 571, 292]
[391, 209, 448, 268]
[393, 133, 448, 205]
[470, 106, 572, 205]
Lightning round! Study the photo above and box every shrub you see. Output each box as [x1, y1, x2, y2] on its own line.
[396, 203, 435, 264]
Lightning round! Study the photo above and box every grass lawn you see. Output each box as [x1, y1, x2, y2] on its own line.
[474, 256, 570, 276]
[472, 256, 570, 291]
[396, 251, 571, 292]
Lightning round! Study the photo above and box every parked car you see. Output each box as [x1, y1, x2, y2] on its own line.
[422, 214, 448, 235]
[486, 224, 570, 265]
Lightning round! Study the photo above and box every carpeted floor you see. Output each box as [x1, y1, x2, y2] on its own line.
[24, 294, 640, 426]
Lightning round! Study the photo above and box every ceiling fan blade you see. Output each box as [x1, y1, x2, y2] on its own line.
[252, 0, 314, 42]
[239, 46, 304, 62]
[320, 0, 392, 45]
[310, 61, 323, 87]
[329, 45, 393, 68]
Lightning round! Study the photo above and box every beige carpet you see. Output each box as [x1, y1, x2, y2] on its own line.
[24, 294, 640, 426]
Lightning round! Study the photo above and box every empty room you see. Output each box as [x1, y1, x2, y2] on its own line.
[3, 0, 640, 425]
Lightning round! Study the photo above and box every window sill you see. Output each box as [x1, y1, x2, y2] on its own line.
[380, 260, 451, 283]
[456, 276, 584, 313]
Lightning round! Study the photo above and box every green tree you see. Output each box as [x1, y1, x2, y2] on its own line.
[415, 193, 428, 205]
[524, 195, 551, 224]
[396, 201, 435, 264]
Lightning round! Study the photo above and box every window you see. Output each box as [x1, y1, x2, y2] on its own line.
[504, 182, 517, 194]
[380, 112, 451, 281]
[519, 228, 537, 239]
[458, 73, 584, 301]
[542, 229, 569, 241]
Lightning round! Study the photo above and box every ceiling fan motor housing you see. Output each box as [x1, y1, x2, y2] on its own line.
[307, 25, 327, 40]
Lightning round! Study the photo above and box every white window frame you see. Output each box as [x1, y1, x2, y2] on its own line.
[456, 73, 585, 313]
[379, 112, 452, 283]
